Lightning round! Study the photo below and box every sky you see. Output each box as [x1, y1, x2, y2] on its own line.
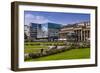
[24, 11, 90, 25]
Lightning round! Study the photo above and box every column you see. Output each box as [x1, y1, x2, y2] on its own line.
[81, 30, 82, 41]
[85, 30, 87, 41]
[84, 31, 85, 41]
[84, 30, 86, 41]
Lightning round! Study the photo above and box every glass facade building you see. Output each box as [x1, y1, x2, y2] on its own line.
[30, 23, 38, 40]
[37, 23, 48, 38]
[29, 22, 61, 41]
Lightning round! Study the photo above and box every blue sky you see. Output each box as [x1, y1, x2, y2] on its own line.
[24, 11, 90, 25]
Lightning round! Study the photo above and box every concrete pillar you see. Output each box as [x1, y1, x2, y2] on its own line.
[85, 31, 87, 41]
[78, 30, 79, 41]
[86, 30, 88, 41]
[84, 30, 86, 41]
[81, 30, 82, 41]
[84, 31, 85, 41]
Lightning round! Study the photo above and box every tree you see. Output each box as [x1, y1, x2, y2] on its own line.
[24, 33, 27, 40]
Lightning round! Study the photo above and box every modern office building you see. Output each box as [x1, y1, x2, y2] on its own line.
[48, 23, 61, 41]
[29, 23, 38, 41]
[29, 22, 61, 41]
[59, 21, 90, 42]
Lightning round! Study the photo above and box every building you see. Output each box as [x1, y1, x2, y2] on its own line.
[48, 23, 61, 41]
[29, 22, 61, 41]
[59, 21, 90, 42]
[24, 25, 30, 41]
[29, 23, 38, 41]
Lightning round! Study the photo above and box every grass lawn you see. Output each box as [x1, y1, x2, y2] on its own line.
[24, 41, 65, 53]
[25, 48, 90, 61]
[24, 45, 48, 53]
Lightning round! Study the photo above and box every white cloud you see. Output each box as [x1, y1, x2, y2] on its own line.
[25, 13, 50, 25]
[25, 13, 35, 19]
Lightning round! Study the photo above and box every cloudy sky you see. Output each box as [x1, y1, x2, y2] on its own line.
[24, 11, 90, 25]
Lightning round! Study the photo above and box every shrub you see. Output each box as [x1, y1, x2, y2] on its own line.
[29, 53, 41, 58]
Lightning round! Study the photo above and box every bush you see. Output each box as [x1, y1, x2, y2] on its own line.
[29, 53, 41, 58]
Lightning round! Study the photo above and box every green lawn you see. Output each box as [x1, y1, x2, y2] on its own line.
[24, 45, 48, 53]
[26, 48, 90, 61]
[24, 41, 65, 53]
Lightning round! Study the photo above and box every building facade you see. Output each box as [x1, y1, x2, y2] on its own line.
[59, 21, 90, 42]
[24, 25, 30, 41]
[29, 22, 61, 41]
[48, 23, 61, 41]
[29, 23, 38, 41]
